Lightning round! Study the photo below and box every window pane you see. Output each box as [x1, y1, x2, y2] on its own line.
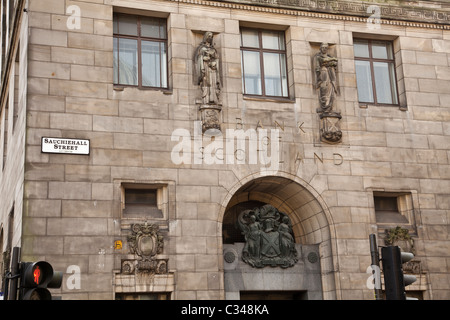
[373, 62, 397, 104]
[242, 50, 262, 95]
[117, 15, 138, 36]
[241, 29, 259, 48]
[142, 41, 167, 88]
[372, 41, 393, 59]
[125, 189, 157, 205]
[263, 52, 287, 97]
[142, 40, 165, 87]
[389, 63, 398, 104]
[113, 38, 118, 84]
[280, 53, 288, 97]
[115, 38, 138, 86]
[354, 40, 369, 58]
[124, 189, 163, 218]
[262, 31, 284, 50]
[160, 43, 168, 88]
[355, 60, 374, 103]
[263, 52, 281, 96]
[141, 17, 166, 39]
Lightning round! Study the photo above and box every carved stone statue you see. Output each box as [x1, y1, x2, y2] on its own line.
[314, 42, 338, 113]
[195, 31, 222, 133]
[237, 205, 298, 268]
[195, 31, 221, 105]
[313, 43, 342, 143]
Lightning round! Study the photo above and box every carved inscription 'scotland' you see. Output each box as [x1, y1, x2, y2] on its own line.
[238, 205, 298, 268]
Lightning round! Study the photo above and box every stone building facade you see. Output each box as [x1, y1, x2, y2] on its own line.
[1, 0, 449, 300]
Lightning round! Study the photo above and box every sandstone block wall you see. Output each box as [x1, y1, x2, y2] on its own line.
[4, 0, 448, 299]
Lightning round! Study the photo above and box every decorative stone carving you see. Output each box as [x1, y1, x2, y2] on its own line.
[319, 111, 342, 143]
[313, 43, 342, 144]
[403, 260, 421, 274]
[314, 43, 338, 113]
[199, 105, 222, 133]
[124, 223, 167, 274]
[195, 31, 222, 133]
[237, 204, 298, 268]
[212, 0, 450, 27]
[128, 223, 164, 258]
[307, 252, 319, 264]
[121, 260, 135, 275]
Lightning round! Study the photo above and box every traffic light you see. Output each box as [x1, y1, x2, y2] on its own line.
[381, 245, 417, 300]
[19, 261, 62, 300]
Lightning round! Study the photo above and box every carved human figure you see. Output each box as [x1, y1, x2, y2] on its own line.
[314, 42, 338, 113]
[242, 214, 262, 263]
[278, 216, 296, 259]
[195, 31, 221, 105]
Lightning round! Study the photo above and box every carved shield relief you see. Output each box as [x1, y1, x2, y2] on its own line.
[123, 223, 166, 274]
[128, 223, 163, 258]
[137, 233, 156, 257]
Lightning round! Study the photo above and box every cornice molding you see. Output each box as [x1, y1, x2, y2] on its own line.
[168, 0, 450, 30]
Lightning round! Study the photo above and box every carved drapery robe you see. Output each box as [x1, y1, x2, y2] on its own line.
[195, 32, 221, 105]
[314, 43, 338, 113]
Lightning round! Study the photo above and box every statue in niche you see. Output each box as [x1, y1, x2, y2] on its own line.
[195, 31, 221, 105]
[195, 31, 222, 133]
[313, 42, 342, 143]
[314, 42, 338, 113]
[237, 204, 298, 268]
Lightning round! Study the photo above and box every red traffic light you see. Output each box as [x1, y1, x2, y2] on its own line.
[19, 261, 60, 300]
[33, 265, 41, 285]
[21, 261, 54, 288]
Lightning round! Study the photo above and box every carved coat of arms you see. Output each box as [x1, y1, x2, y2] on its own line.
[123, 223, 167, 274]
[237, 205, 298, 268]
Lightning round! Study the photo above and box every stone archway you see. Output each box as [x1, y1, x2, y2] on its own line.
[220, 174, 337, 300]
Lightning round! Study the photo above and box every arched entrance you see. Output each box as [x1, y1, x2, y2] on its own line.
[220, 175, 337, 300]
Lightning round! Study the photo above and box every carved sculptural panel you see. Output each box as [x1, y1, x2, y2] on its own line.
[237, 204, 298, 268]
[194, 31, 222, 133]
[313, 43, 343, 144]
[123, 223, 167, 274]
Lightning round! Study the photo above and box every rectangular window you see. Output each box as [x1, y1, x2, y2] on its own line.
[123, 188, 163, 218]
[354, 39, 398, 105]
[240, 28, 288, 98]
[113, 14, 167, 89]
[374, 195, 408, 224]
[373, 191, 416, 234]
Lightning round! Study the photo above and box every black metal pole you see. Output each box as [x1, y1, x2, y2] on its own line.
[3, 272, 9, 300]
[369, 234, 383, 300]
[7, 247, 20, 300]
